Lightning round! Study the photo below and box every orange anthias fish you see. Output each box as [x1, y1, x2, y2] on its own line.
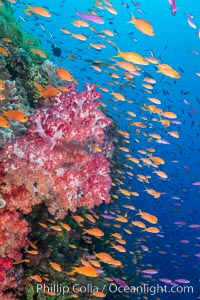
[25, 250, 39, 255]
[68, 265, 99, 277]
[2, 110, 28, 122]
[144, 227, 160, 234]
[91, 291, 106, 298]
[60, 222, 71, 231]
[83, 228, 104, 237]
[154, 170, 168, 179]
[162, 111, 177, 119]
[132, 221, 146, 228]
[136, 209, 158, 224]
[72, 215, 84, 223]
[28, 274, 43, 283]
[56, 67, 74, 81]
[150, 156, 165, 165]
[112, 244, 126, 252]
[112, 233, 123, 239]
[49, 261, 62, 272]
[167, 131, 179, 138]
[0, 47, 9, 56]
[109, 259, 122, 266]
[72, 33, 87, 41]
[85, 213, 97, 223]
[60, 28, 71, 35]
[115, 215, 128, 222]
[111, 91, 125, 101]
[118, 189, 131, 196]
[38, 86, 61, 98]
[24, 5, 51, 17]
[50, 225, 62, 232]
[13, 259, 30, 265]
[94, 252, 113, 263]
[89, 260, 101, 268]
[115, 48, 148, 65]
[31, 48, 47, 58]
[128, 14, 154, 36]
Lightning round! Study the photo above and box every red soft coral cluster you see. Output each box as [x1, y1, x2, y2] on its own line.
[0, 210, 29, 260]
[0, 257, 13, 282]
[0, 256, 18, 300]
[0, 83, 112, 219]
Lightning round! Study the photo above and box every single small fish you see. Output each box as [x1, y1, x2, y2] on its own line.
[175, 279, 190, 284]
[188, 224, 200, 228]
[83, 228, 104, 237]
[168, 0, 177, 16]
[192, 181, 200, 186]
[56, 67, 74, 81]
[101, 214, 115, 219]
[156, 139, 171, 145]
[25, 250, 39, 255]
[144, 227, 160, 233]
[51, 43, 62, 57]
[91, 292, 106, 298]
[2, 110, 28, 123]
[76, 11, 104, 24]
[28, 274, 43, 283]
[128, 13, 154, 36]
[159, 278, 172, 284]
[141, 269, 158, 275]
[122, 2, 129, 9]
[67, 265, 98, 277]
[187, 16, 197, 29]
[49, 261, 62, 272]
[31, 48, 47, 58]
[0, 47, 9, 56]
[137, 209, 158, 224]
[38, 86, 60, 98]
[112, 277, 128, 287]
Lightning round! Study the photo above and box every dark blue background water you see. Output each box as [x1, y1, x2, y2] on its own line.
[14, 0, 200, 299]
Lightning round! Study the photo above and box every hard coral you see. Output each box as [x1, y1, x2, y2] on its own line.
[0, 83, 112, 219]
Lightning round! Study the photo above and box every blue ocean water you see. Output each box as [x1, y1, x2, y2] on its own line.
[13, 0, 200, 299]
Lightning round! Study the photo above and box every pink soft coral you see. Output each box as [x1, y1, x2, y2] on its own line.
[0, 83, 113, 219]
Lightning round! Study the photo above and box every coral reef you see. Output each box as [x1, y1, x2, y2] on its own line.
[0, 82, 114, 299]
[0, 3, 116, 300]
